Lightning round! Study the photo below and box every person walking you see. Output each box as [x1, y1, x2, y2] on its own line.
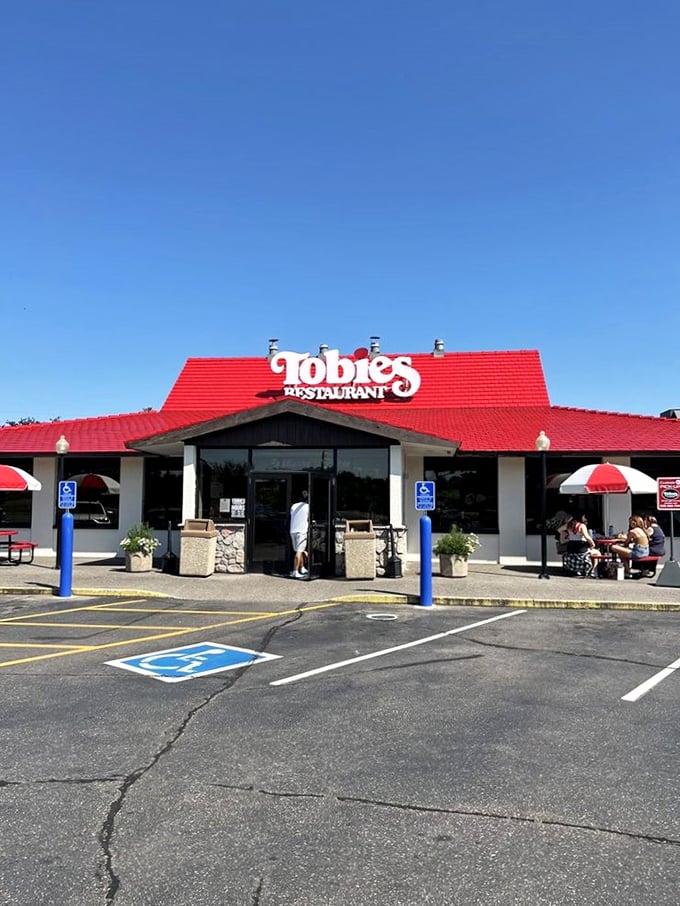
[289, 490, 309, 579]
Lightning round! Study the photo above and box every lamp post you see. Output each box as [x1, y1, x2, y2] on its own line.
[535, 430, 551, 579]
[55, 434, 69, 568]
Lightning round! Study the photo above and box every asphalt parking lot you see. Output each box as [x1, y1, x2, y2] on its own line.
[0, 594, 678, 905]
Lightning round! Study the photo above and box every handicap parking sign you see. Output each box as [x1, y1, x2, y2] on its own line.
[415, 480, 436, 511]
[106, 641, 281, 683]
[58, 480, 77, 510]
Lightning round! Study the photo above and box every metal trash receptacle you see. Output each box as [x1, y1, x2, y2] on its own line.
[344, 519, 376, 580]
[179, 518, 218, 577]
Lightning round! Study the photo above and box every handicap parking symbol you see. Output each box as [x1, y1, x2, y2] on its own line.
[106, 641, 280, 683]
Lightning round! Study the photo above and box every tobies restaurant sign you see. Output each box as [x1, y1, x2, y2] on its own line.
[270, 348, 421, 401]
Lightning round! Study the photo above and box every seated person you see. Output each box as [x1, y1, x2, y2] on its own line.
[610, 515, 650, 578]
[554, 516, 572, 555]
[560, 515, 596, 577]
[641, 515, 666, 576]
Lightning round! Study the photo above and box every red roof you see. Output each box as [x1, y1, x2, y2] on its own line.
[0, 411, 222, 455]
[1, 349, 680, 454]
[161, 349, 550, 411]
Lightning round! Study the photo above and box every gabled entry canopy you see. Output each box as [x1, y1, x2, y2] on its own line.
[126, 399, 462, 456]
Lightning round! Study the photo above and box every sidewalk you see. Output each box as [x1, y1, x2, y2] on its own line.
[2, 557, 680, 611]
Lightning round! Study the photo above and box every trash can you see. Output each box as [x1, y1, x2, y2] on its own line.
[344, 519, 376, 580]
[179, 518, 218, 577]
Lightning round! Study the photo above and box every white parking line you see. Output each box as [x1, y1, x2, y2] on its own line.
[621, 655, 680, 702]
[270, 609, 526, 686]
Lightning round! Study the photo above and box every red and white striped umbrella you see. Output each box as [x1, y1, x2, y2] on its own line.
[0, 464, 42, 492]
[68, 473, 120, 494]
[559, 463, 657, 495]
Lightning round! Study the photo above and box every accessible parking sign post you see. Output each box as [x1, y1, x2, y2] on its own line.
[415, 481, 436, 606]
[57, 480, 77, 597]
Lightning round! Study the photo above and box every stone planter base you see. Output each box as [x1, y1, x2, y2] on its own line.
[439, 554, 468, 578]
[125, 552, 153, 573]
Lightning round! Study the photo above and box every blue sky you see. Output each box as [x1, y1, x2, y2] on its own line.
[3, 1, 679, 423]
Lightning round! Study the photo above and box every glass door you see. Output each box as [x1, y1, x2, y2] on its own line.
[248, 472, 336, 577]
[249, 475, 290, 574]
[308, 473, 334, 579]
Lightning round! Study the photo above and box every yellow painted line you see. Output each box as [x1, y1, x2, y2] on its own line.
[0, 642, 93, 650]
[0, 598, 151, 622]
[88, 606, 277, 616]
[0, 621, 205, 631]
[0, 600, 344, 670]
[0, 648, 96, 668]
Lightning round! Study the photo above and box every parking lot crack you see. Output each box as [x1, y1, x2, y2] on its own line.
[464, 635, 662, 669]
[97, 610, 304, 904]
[335, 794, 680, 847]
[1, 776, 122, 787]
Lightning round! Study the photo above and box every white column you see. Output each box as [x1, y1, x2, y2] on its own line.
[498, 456, 527, 563]
[389, 445, 404, 528]
[182, 446, 197, 522]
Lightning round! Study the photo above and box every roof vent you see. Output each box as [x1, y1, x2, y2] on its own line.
[433, 338, 445, 357]
[318, 343, 328, 359]
[369, 336, 380, 358]
[660, 409, 680, 418]
[267, 338, 279, 359]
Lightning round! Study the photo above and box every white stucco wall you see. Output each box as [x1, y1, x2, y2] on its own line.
[498, 457, 527, 564]
[182, 446, 198, 523]
[389, 445, 404, 528]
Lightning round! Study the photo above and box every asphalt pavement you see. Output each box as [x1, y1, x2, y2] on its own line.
[2, 556, 680, 610]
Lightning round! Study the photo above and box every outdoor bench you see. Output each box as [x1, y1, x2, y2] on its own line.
[630, 555, 660, 577]
[9, 541, 38, 564]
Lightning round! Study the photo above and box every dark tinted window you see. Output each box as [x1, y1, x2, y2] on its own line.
[336, 449, 389, 526]
[0, 458, 35, 528]
[424, 456, 498, 533]
[198, 450, 249, 521]
[63, 457, 120, 529]
[143, 458, 183, 529]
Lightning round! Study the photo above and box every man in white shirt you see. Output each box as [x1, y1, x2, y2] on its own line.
[289, 490, 309, 579]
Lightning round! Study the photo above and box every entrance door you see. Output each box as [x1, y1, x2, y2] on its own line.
[248, 472, 335, 576]
[249, 475, 290, 574]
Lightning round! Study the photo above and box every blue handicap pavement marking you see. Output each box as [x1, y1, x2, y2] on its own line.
[106, 642, 281, 683]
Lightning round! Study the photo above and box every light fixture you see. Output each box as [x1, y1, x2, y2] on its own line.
[267, 338, 279, 359]
[369, 336, 380, 358]
[432, 338, 445, 357]
[55, 435, 70, 456]
[318, 343, 328, 359]
[535, 430, 551, 579]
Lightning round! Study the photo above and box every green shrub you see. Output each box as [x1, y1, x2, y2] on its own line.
[433, 526, 480, 558]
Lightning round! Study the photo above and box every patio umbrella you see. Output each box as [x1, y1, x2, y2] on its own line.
[558, 463, 657, 495]
[68, 473, 121, 493]
[0, 464, 42, 491]
[559, 462, 657, 533]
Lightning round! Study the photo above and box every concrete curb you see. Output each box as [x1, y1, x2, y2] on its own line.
[0, 586, 170, 598]
[1, 588, 679, 611]
[311, 593, 680, 612]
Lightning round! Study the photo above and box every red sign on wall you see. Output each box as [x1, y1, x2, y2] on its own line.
[657, 477, 680, 510]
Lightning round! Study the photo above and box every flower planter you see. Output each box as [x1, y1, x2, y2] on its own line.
[439, 554, 468, 578]
[125, 551, 153, 573]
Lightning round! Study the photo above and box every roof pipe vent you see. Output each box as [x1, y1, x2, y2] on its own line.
[267, 338, 279, 360]
[318, 343, 328, 359]
[369, 336, 380, 358]
[433, 338, 445, 357]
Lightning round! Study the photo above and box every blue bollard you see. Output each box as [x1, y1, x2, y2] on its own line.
[58, 510, 74, 597]
[419, 514, 433, 606]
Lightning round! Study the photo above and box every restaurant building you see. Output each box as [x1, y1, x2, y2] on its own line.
[2, 339, 680, 575]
